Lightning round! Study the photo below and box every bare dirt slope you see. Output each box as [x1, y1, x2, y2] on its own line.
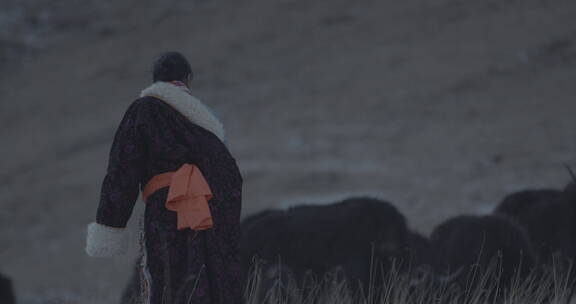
[1, 0, 575, 302]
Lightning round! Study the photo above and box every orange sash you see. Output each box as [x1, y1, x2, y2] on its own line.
[142, 163, 213, 230]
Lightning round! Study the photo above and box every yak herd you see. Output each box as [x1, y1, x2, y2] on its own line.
[239, 178, 576, 302]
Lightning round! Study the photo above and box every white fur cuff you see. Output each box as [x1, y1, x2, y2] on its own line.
[86, 222, 129, 258]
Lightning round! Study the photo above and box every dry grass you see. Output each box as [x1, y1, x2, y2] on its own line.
[242, 257, 575, 304]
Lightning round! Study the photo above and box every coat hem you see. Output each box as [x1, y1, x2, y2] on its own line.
[138, 216, 152, 304]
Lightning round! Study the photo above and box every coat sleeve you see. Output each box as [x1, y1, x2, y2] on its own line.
[86, 100, 149, 257]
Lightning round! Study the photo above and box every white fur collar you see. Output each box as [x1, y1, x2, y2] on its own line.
[140, 81, 225, 142]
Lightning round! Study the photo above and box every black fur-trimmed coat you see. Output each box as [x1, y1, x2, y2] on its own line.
[85, 81, 243, 304]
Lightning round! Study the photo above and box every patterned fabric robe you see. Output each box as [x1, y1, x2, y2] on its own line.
[85, 81, 243, 304]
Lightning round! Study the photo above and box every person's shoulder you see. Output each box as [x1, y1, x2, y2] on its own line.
[123, 96, 167, 117]
[117, 97, 165, 126]
[131, 95, 165, 109]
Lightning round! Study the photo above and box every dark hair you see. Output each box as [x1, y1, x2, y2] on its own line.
[152, 51, 193, 83]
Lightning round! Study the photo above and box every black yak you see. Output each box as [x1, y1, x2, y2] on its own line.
[493, 181, 576, 301]
[494, 181, 576, 267]
[494, 188, 573, 264]
[0, 272, 15, 304]
[430, 214, 536, 293]
[240, 197, 413, 294]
